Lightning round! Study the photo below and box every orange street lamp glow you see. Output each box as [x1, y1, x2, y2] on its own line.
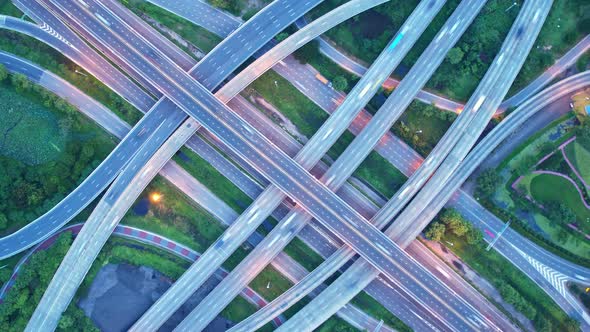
[151, 193, 162, 203]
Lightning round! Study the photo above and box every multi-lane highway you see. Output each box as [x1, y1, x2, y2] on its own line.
[132, 1, 454, 330]
[0, 223, 288, 327]
[278, 1, 554, 330]
[0, 46, 513, 331]
[4, 0, 323, 258]
[236, 72, 590, 332]
[171, 1, 501, 331]
[149, 0, 590, 116]
[23, 0, 335, 329]
[2, 5, 458, 330]
[418, 71, 590, 326]
[42, 0, 459, 302]
[499, 34, 590, 111]
[3, 1, 588, 330]
[0, 49, 397, 331]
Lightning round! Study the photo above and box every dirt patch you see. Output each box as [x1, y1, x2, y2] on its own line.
[79, 264, 231, 332]
[248, 95, 308, 144]
[139, 14, 205, 60]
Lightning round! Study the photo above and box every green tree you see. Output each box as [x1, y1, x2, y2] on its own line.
[0, 213, 7, 230]
[425, 222, 446, 242]
[465, 226, 483, 245]
[563, 317, 580, 332]
[0, 64, 8, 81]
[447, 47, 465, 64]
[58, 314, 74, 330]
[544, 201, 576, 225]
[537, 141, 554, 155]
[11, 73, 30, 92]
[293, 40, 320, 64]
[516, 154, 537, 175]
[0, 268, 11, 284]
[276, 32, 289, 42]
[534, 315, 553, 332]
[332, 76, 348, 91]
[577, 123, 590, 150]
[439, 209, 469, 237]
[476, 169, 501, 199]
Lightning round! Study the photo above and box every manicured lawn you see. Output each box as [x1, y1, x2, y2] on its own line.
[530, 173, 590, 225]
[565, 141, 590, 184]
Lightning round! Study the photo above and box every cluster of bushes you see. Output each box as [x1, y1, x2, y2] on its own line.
[209, 0, 243, 15]
[0, 233, 97, 332]
[393, 102, 456, 156]
[425, 208, 483, 244]
[0, 67, 113, 234]
[109, 245, 188, 280]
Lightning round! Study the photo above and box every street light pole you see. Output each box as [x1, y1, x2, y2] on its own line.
[505, 2, 518, 12]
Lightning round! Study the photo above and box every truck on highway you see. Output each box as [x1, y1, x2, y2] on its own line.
[315, 73, 332, 88]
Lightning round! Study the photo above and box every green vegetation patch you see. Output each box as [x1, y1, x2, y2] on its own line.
[0, 0, 22, 16]
[0, 85, 64, 165]
[565, 140, 590, 184]
[0, 233, 98, 332]
[393, 101, 455, 157]
[0, 74, 114, 235]
[443, 233, 573, 331]
[123, 0, 222, 53]
[530, 173, 590, 224]
[534, 211, 590, 258]
[0, 31, 141, 125]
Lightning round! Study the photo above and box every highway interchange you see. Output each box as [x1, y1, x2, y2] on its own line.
[0, 50, 397, 331]
[1, 2, 490, 330]
[1, 0, 586, 330]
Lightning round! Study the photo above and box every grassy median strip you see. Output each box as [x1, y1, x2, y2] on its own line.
[247, 70, 407, 196]
[122, 0, 222, 53]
